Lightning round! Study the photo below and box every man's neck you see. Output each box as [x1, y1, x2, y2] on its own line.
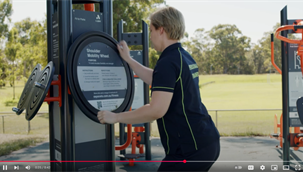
[160, 39, 179, 52]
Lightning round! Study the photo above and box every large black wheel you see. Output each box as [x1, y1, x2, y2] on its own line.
[67, 31, 134, 123]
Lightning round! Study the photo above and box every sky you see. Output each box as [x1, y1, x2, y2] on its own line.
[10, 0, 303, 45]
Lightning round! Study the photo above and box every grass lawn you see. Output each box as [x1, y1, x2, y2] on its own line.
[0, 74, 284, 138]
[0, 81, 48, 112]
[199, 74, 282, 136]
[199, 74, 282, 109]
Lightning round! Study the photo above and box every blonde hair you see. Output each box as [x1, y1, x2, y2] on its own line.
[149, 6, 185, 40]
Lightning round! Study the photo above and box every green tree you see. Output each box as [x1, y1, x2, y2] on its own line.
[247, 23, 281, 74]
[148, 47, 159, 69]
[14, 17, 36, 45]
[187, 28, 211, 74]
[5, 27, 22, 99]
[0, 0, 12, 86]
[0, 45, 8, 87]
[14, 18, 47, 79]
[208, 24, 251, 74]
[0, 0, 12, 38]
[261, 23, 282, 74]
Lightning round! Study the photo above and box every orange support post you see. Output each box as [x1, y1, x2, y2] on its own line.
[274, 114, 278, 134]
[115, 124, 132, 151]
[44, 75, 62, 107]
[139, 144, 144, 154]
[131, 133, 137, 155]
[126, 126, 146, 166]
[134, 127, 145, 154]
[294, 127, 301, 150]
[271, 37, 282, 74]
[128, 132, 138, 166]
[129, 159, 134, 167]
[115, 107, 133, 151]
[84, 4, 95, 12]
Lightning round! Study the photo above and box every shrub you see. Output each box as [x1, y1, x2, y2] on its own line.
[4, 98, 18, 106]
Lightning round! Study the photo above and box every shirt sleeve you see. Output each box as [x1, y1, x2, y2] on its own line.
[151, 58, 179, 93]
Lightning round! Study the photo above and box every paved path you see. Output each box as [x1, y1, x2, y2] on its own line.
[1, 137, 303, 171]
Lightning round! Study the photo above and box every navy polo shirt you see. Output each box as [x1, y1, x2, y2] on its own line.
[151, 43, 220, 156]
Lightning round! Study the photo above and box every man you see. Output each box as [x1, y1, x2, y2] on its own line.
[98, 6, 220, 171]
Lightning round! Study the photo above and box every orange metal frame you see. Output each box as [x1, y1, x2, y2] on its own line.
[115, 124, 132, 150]
[44, 75, 62, 107]
[273, 114, 303, 150]
[271, 21, 303, 149]
[271, 42, 282, 74]
[271, 20, 303, 76]
[134, 126, 145, 154]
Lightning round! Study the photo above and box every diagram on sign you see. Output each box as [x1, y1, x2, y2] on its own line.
[294, 51, 301, 70]
[294, 74, 303, 87]
[289, 72, 303, 107]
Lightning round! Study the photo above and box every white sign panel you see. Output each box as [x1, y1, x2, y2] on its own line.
[132, 78, 145, 109]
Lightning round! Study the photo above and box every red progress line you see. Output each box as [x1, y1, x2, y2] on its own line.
[0, 160, 186, 163]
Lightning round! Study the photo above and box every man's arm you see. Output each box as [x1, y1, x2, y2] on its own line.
[127, 58, 153, 85]
[116, 41, 153, 85]
[98, 91, 173, 124]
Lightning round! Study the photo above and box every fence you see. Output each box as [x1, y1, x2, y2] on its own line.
[1, 109, 283, 136]
[0, 111, 49, 135]
[208, 109, 282, 136]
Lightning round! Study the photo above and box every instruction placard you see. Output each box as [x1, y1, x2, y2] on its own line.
[288, 43, 303, 126]
[76, 42, 128, 111]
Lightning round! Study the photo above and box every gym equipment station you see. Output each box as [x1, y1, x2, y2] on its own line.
[270, 6, 303, 167]
[12, 0, 151, 171]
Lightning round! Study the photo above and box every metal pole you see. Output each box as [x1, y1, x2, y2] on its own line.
[102, 1, 115, 170]
[2, 116, 4, 134]
[142, 20, 151, 160]
[281, 6, 290, 165]
[216, 111, 218, 128]
[270, 65, 271, 81]
[58, 0, 72, 170]
[28, 121, 31, 134]
[210, 64, 213, 75]
[47, 0, 56, 170]
[117, 19, 126, 159]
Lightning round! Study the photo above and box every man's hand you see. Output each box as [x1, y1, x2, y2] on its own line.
[97, 111, 118, 124]
[117, 40, 132, 63]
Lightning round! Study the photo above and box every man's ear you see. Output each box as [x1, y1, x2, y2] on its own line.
[159, 27, 164, 35]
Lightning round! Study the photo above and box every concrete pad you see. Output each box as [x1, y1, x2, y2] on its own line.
[0, 137, 303, 171]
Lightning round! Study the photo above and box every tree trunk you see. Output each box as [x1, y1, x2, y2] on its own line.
[23, 61, 26, 77]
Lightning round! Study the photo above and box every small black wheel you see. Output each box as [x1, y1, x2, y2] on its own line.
[26, 61, 55, 121]
[14, 64, 42, 115]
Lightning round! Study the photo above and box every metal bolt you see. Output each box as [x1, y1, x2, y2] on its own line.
[35, 82, 46, 89]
